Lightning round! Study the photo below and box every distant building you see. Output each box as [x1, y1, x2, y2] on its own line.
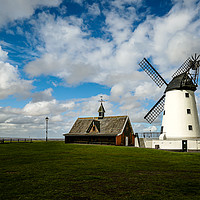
[63, 103, 135, 146]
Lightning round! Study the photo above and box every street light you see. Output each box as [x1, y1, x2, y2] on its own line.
[45, 117, 49, 142]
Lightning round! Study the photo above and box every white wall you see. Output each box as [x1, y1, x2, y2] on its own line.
[144, 139, 153, 148]
[152, 140, 182, 150]
[143, 139, 200, 150]
[161, 89, 200, 139]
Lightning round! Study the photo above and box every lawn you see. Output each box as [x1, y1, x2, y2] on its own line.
[0, 142, 200, 200]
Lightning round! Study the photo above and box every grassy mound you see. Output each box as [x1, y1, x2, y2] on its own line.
[1, 142, 200, 199]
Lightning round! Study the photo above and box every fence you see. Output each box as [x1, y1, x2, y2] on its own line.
[0, 138, 33, 144]
[137, 132, 160, 139]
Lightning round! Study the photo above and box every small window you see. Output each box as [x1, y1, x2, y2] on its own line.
[188, 125, 193, 130]
[185, 93, 189, 98]
[163, 110, 165, 115]
[161, 126, 164, 133]
[187, 109, 191, 114]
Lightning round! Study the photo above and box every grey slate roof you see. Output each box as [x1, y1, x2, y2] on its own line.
[64, 116, 131, 136]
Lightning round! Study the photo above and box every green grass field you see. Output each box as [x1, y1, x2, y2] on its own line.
[1, 142, 200, 200]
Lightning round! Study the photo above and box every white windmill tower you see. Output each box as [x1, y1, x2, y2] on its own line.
[139, 54, 200, 144]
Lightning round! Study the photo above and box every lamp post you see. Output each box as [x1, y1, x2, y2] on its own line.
[45, 117, 49, 142]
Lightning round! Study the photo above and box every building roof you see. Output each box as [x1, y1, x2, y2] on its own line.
[165, 73, 197, 92]
[64, 116, 133, 137]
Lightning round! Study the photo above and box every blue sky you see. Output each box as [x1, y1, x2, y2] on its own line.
[0, 0, 200, 138]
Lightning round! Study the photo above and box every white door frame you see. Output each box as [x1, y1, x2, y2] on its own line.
[125, 136, 128, 146]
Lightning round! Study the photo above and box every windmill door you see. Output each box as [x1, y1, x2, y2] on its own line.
[182, 140, 187, 152]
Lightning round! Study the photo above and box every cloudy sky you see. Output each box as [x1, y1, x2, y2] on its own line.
[0, 0, 200, 138]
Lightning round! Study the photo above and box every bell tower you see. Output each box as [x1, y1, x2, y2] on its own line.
[98, 96, 105, 119]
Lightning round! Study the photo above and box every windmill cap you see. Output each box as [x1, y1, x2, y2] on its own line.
[165, 73, 197, 93]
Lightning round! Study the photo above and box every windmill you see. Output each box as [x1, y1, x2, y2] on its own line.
[139, 54, 200, 139]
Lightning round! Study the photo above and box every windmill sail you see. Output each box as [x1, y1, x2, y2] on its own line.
[189, 54, 200, 86]
[172, 57, 191, 78]
[144, 95, 165, 124]
[139, 58, 168, 88]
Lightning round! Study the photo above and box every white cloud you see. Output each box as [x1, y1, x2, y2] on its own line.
[105, 11, 132, 44]
[134, 82, 163, 100]
[23, 0, 200, 127]
[24, 11, 139, 86]
[0, 94, 113, 138]
[167, 32, 200, 63]
[31, 88, 53, 103]
[51, 115, 63, 122]
[0, 0, 61, 27]
[24, 14, 115, 85]
[73, 0, 83, 6]
[75, 94, 113, 117]
[110, 0, 142, 9]
[142, 0, 200, 70]
[0, 46, 8, 61]
[0, 61, 33, 99]
[143, 125, 157, 132]
[110, 84, 126, 102]
[103, 0, 141, 46]
[23, 99, 75, 116]
[87, 3, 101, 16]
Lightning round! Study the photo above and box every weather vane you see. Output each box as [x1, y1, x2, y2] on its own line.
[99, 95, 105, 103]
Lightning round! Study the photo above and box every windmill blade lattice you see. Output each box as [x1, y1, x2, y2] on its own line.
[144, 95, 165, 124]
[172, 57, 191, 78]
[139, 58, 168, 88]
